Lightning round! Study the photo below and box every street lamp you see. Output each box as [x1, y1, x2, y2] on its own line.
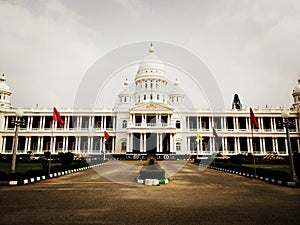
[10, 109, 25, 174]
[281, 110, 298, 183]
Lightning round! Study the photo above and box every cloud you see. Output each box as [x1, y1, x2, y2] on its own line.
[0, 0, 101, 108]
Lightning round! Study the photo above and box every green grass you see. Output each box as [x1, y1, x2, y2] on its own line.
[242, 164, 291, 173]
[0, 162, 61, 174]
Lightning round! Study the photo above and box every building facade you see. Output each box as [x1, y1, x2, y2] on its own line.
[0, 46, 300, 159]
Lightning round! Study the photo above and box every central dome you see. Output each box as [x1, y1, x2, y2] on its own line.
[135, 44, 167, 82]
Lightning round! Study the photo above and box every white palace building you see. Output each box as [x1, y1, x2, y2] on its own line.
[0, 45, 300, 159]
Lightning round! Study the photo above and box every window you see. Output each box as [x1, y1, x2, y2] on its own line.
[57, 142, 63, 150]
[176, 120, 181, 129]
[95, 121, 101, 128]
[122, 120, 127, 128]
[150, 94, 153, 100]
[121, 142, 126, 151]
[157, 95, 159, 100]
[144, 95, 146, 100]
[176, 142, 181, 151]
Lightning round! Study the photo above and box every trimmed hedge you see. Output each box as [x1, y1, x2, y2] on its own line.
[214, 162, 291, 182]
[139, 164, 165, 180]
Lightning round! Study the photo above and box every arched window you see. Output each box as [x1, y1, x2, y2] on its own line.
[121, 142, 126, 151]
[122, 120, 127, 128]
[150, 94, 153, 100]
[176, 120, 181, 129]
[176, 142, 181, 151]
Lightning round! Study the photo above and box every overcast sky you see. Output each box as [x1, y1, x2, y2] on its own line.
[0, 0, 299, 110]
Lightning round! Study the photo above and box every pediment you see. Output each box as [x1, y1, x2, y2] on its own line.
[130, 102, 173, 112]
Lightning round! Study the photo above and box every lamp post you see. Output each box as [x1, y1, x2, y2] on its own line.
[10, 109, 25, 174]
[281, 110, 298, 183]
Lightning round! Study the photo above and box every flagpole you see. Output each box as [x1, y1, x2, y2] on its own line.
[251, 123, 257, 178]
[49, 120, 53, 177]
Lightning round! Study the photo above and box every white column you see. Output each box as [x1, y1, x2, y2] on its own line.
[66, 116, 70, 130]
[62, 137, 66, 152]
[157, 133, 160, 153]
[233, 117, 237, 131]
[79, 116, 82, 130]
[112, 137, 115, 153]
[209, 138, 213, 154]
[199, 117, 202, 131]
[274, 138, 278, 153]
[126, 133, 130, 152]
[53, 137, 56, 153]
[26, 116, 31, 131]
[196, 139, 199, 155]
[160, 133, 163, 153]
[237, 137, 240, 153]
[2, 137, 6, 153]
[249, 137, 253, 153]
[37, 137, 41, 153]
[273, 118, 277, 131]
[247, 137, 250, 153]
[285, 138, 288, 155]
[42, 116, 45, 130]
[101, 116, 104, 130]
[104, 116, 107, 130]
[262, 138, 266, 154]
[260, 118, 264, 131]
[140, 133, 143, 152]
[221, 137, 225, 154]
[234, 138, 237, 154]
[170, 134, 173, 153]
[65, 137, 69, 152]
[143, 133, 146, 153]
[259, 138, 263, 154]
[224, 137, 228, 154]
[24, 137, 28, 152]
[87, 137, 90, 153]
[100, 137, 103, 153]
[200, 139, 203, 154]
[187, 136, 190, 154]
[40, 137, 44, 151]
[130, 133, 133, 152]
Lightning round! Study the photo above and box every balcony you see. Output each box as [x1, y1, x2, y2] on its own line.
[128, 122, 174, 128]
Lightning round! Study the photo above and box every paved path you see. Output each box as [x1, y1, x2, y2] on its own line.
[0, 161, 299, 225]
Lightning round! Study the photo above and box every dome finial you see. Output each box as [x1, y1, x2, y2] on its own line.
[1, 74, 6, 81]
[124, 78, 129, 86]
[149, 42, 154, 53]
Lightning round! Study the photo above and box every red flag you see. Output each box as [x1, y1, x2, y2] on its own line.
[53, 107, 64, 128]
[250, 107, 259, 129]
[104, 130, 110, 140]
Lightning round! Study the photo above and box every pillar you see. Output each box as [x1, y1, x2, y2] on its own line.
[140, 133, 143, 152]
[143, 133, 146, 153]
[157, 133, 160, 153]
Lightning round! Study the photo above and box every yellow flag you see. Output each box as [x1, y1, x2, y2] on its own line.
[196, 133, 204, 141]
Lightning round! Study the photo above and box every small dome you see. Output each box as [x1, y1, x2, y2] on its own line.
[0, 74, 11, 93]
[293, 75, 300, 93]
[174, 78, 180, 86]
[124, 78, 129, 86]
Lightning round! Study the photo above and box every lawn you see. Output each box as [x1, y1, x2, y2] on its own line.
[0, 162, 61, 174]
[242, 164, 291, 174]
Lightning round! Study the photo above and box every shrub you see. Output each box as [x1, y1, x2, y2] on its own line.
[230, 154, 244, 165]
[24, 169, 46, 179]
[0, 171, 8, 181]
